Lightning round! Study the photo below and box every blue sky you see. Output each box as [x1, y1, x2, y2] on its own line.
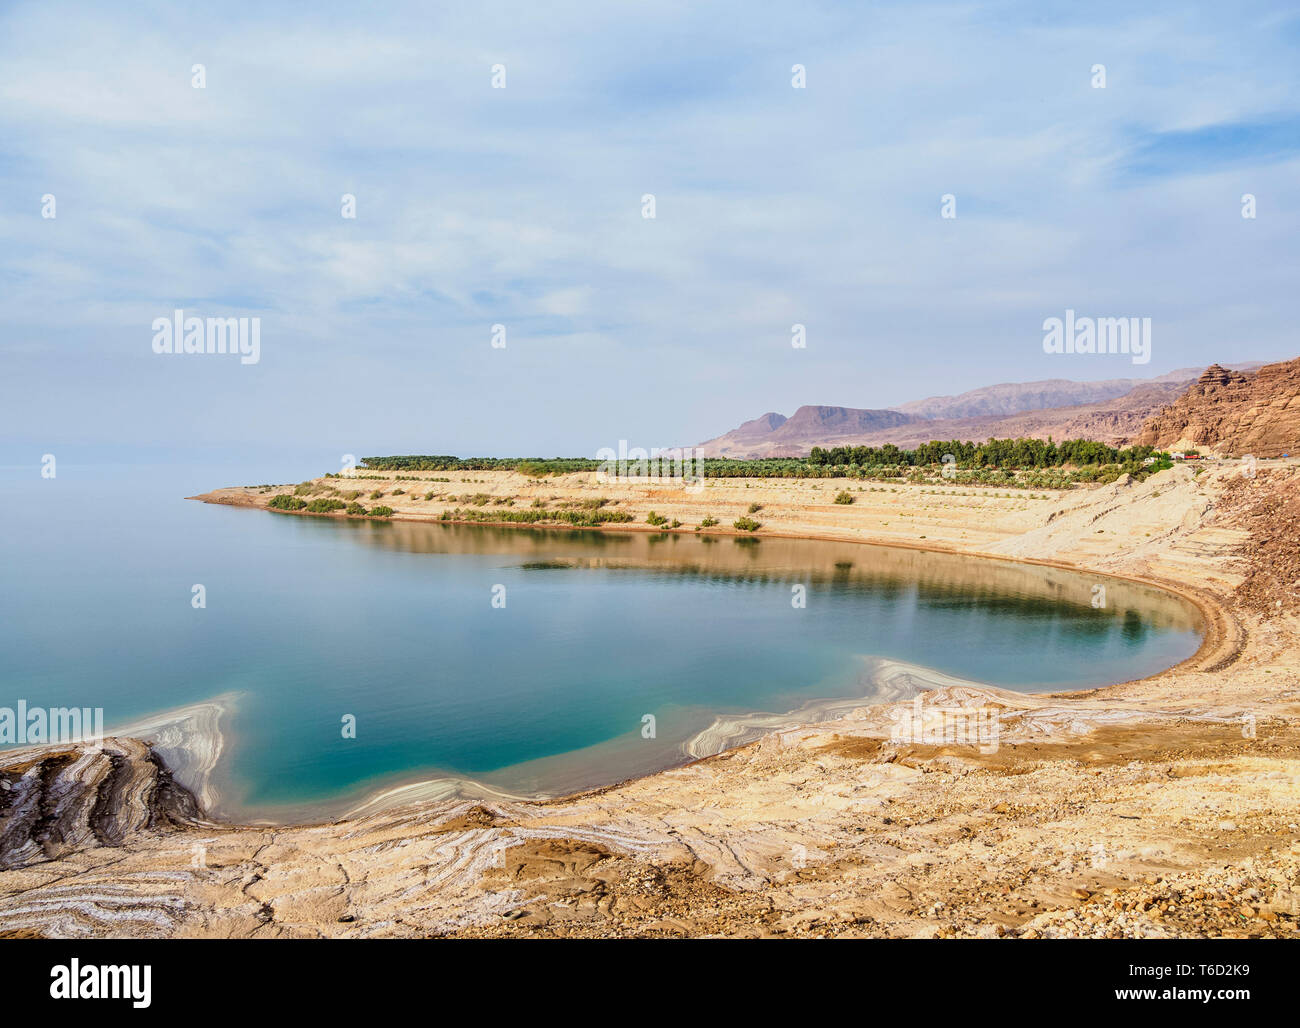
[2, 0, 1298, 467]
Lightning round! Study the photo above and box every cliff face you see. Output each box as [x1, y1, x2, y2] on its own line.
[1135, 359, 1300, 456]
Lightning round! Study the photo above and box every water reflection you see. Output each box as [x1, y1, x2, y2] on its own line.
[319, 518, 1201, 636]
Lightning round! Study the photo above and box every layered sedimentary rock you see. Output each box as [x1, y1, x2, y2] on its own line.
[1136, 359, 1300, 456]
[0, 738, 202, 871]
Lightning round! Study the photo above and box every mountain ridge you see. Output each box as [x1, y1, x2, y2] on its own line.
[892, 367, 1236, 421]
[697, 364, 1268, 458]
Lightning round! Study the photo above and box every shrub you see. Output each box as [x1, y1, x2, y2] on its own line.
[369, 505, 395, 518]
[646, 511, 668, 526]
[346, 502, 368, 516]
[834, 490, 855, 504]
[733, 516, 761, 532]
[305, 498, 345, 513]
[268, 494, 307, 511]
[369, 490, 383, 499]
[700, 516, 719, 527]
[747, 502, 762, 513]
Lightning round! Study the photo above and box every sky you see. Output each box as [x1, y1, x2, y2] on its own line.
[2, 0, 1298, 469]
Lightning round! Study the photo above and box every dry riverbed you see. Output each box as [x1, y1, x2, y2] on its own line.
[2, 463, 1299, 938]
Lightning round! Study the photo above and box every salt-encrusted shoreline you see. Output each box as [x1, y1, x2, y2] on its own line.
[112, 694, 237, 815]
[681, 658, 998, 759]
[77, 658, 1035, 822]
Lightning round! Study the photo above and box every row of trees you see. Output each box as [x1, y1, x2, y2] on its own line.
[361, 456, 602, 473]
[808, 438, 1162, 469]
[361, 438, 1168, 480]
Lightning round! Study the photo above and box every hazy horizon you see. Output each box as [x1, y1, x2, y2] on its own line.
[4, 0, 1299, 466]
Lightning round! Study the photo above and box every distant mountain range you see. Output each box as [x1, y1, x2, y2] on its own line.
[894, 368, 1228, 420]
[696, 364, 1268, 458]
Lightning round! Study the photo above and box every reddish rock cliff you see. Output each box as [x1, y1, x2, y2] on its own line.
[1135, 359, 1300, 456]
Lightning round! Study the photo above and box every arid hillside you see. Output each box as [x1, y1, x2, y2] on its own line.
[697, 365, 1266, 458]
[701, 381, 1191, 457]
[1135, 359, 1300, 457]
[895, 372, 1206, 420]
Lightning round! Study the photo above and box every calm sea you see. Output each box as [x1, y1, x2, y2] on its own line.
[0, 463, 1202, 819]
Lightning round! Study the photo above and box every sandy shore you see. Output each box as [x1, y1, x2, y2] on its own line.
[2, 461, 1298, 938]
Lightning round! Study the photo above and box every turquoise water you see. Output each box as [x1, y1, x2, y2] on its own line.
[0, 465, 1202, 819]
